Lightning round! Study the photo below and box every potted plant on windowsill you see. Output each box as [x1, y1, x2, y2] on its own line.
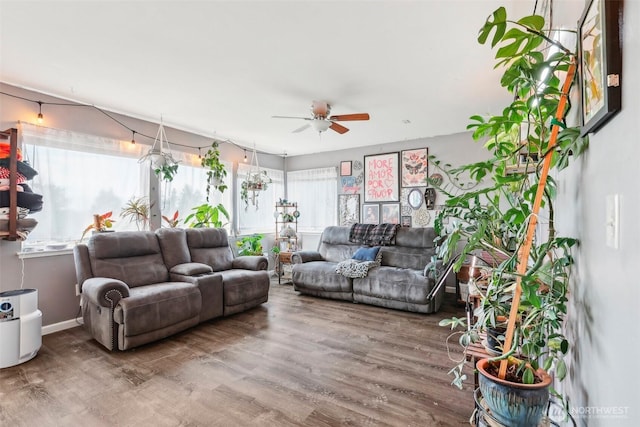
[235, 233, 264, 256]
[120, 196, 153, 231]
[434, 6, 586, 425]
[80, 211, 115, 241]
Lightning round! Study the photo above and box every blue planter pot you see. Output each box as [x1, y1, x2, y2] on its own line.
[477, 358, 551, 427]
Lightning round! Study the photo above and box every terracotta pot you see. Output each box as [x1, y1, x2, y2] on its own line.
[456, 264, 482, 283]
[477, 358, 551, 427]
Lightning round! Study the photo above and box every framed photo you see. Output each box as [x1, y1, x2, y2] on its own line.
[340, 161, 352, 176]
[362, 204, 380, 225]
[401, 216, 412, 227]
[340, 176, 360, 194]
[381, 203, 400, 224]
[338, 194, 360, 226]
[401, 148, 428, 187]
[579, 0, 622, 136]
[364, 152, 399, 202]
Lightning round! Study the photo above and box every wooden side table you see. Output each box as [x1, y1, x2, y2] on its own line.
[278, 252, 293, 284]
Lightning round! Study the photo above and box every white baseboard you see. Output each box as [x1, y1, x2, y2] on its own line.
[42, 318, 83, 335]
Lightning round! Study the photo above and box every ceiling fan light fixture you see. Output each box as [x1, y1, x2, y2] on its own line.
[311, 120, 331, 133]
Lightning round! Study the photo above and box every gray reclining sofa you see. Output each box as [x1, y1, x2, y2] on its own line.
[73, 227, 269, 351]
[291, 226, 444, 313]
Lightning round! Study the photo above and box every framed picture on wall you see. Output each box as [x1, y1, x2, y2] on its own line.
[340, 161, 352, 176]
[338, 194, 360, 226]
[401, 148, 428, 187]
[381, 203, 400, 224]
[579, 0, 622, 135]
[364, 152, 399, 202]
[362, 204, 380, 225]
[401, 216, 412, 227]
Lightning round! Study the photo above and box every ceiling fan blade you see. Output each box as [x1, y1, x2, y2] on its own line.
[292, 124, 311, 133]
[272, 115, 312, 120]
[328, 113, 370, 121]
[329, 122, 350, 134]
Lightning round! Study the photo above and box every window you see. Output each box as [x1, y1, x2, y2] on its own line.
[161, 152, 232, 230]
[287, 167, 337, 232]
[237, 163, 284, 234]
[19, 122, 146, 245]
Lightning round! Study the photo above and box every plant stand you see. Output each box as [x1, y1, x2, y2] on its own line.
[473, 388, 568, 427]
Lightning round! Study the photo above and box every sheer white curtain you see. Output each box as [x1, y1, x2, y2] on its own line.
[287, 167, 337, 232]
[237, 162, 284, 234]
[18, 122, 147, 243]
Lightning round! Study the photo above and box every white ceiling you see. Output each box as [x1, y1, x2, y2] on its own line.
[1, 0, 553, 156]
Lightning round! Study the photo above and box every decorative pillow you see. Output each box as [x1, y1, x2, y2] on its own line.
[352, 246, 380, 261]
[335, 259, 376, 278]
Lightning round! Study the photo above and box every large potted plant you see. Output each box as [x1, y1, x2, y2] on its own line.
[435, 6, 586, 425]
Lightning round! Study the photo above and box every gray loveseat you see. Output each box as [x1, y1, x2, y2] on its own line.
[73, 227, 269, 351]
[291, 226, 444, 313]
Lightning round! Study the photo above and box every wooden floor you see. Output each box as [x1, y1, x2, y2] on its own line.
[0, 282, 474, 427]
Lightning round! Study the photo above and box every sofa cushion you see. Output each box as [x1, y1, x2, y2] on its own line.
[353, 266, 433, 304]
[113, 282, 201, 337]
[217, 270, 269, 307]
[380, 246, 434, 270]
[156, 228, 191, 269]
[88, 231, 169, 287]
[352, 246, 380, 261]
[186, 228, 234, 271]
[292, 261, 353, 293]
[170, 262, 213, 276]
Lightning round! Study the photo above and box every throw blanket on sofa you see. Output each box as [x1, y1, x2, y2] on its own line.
[365, 223, 400, 246]
[335, 259, 380, 278]
[335, 245, 383, 278]
[349, 223, 400, 246]
[349, 223, 375, 244]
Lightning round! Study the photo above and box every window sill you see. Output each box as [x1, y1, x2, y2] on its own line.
[18, 247, 74, 259]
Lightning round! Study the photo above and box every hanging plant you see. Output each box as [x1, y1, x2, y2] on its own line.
[241, 171, 271, 210]
[138, 119, 180, 182]
[240, 148, 271, 210]
[201, 141, 227, 202]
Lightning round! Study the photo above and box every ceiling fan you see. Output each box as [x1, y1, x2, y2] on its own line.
[272, 101, 370, 134]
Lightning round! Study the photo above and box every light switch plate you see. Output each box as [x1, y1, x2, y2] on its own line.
[605, 194, 619, 249]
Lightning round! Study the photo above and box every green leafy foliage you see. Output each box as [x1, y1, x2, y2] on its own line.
[236, 234, 264, 256]
[183, 203, 229, 228]
[437, 7, 584, 403]
[201, 141, 228, 202]
[154, 163, 179, 182]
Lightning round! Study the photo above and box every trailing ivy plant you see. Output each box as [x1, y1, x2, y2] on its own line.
[201, 141, 227, 202]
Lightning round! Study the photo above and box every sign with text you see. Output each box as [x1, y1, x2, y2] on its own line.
[364, 152, 399, 202]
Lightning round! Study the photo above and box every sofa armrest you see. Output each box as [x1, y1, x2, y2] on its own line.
[82, 277, 130, 308]
[170, 262, 213, 276]
[291, 251, 324, 264]
[232, 255, 268, 271]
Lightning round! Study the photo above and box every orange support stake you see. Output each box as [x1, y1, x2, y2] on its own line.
[498, 60, 577, 380]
